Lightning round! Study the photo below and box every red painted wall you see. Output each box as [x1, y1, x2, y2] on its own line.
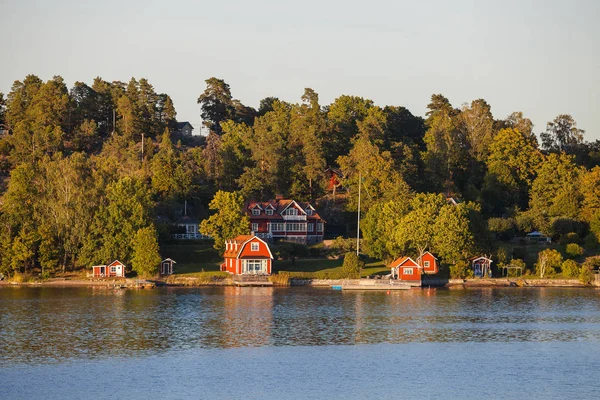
[421, 253, 439, 274]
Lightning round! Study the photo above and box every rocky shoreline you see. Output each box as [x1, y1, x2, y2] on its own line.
[1, 276, 598, 288]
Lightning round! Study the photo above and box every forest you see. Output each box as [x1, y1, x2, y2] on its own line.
[0, 75, 599, 279]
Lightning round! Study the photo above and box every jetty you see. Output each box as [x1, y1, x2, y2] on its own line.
[232, 274, 273, 287]
[333, 280, 411, 291]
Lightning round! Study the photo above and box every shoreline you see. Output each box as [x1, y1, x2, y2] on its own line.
[1, 277, 597, 288]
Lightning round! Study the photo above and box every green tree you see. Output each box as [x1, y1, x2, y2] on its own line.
[459, 99, 495, 162]
[529, 153, 581, 231]
[535, 248, 563, 278]
[199, 191, 249, 254]
[432, 203, 475, 264]
[565, 243, 584, 259]
[197, 77, 235, 134]
[540, 114, 584, 152]
[338, 134, 411, 212]
[561, 259, 580, 278]
[131, 226, 161, 277]
[341, 252, 364, 278]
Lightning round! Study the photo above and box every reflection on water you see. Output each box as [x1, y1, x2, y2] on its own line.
[1, 286, 600, 365]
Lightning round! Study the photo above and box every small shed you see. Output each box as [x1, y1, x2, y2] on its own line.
[160, 258, 176, 275]
[471, 256, 493, 278]
[390, 256, 421, 283]
[221, 235, 273, 275]
[93, 260, 126, 278]
[417, 251, 439, 275]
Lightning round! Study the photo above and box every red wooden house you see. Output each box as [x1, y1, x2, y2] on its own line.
[92, 260, 126, 278]
[245, 197, 325, 244]
[221, 235, 274, 275]
[390, 256, 422, 284]
[417, 251, 439, 275]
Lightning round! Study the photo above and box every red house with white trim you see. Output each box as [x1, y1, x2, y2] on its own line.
[92, 260, 126, 278]
[390, 256, 422, 284]
[221, 235, 274, 275]
[417, 251, 439, 275]
[245, 197, 325, 244]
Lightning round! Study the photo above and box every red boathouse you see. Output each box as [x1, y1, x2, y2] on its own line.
[390, 256, 422, 283]
[92, 260, 126, 278]
[221, 235, 273, 275]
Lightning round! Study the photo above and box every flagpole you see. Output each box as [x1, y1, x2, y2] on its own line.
[357, 172, 361, 256]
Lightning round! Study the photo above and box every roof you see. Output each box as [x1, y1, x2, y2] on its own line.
[175, 215, 199, 225]
[245, 198, 325, 221]
[162, 258, 176, 264]
[417, 251, 438, 262]
[223, 235, 273, 259]
[470, 256, 493, 263]
[390, 256, 420, 268]
[526, 231, 547, 237]
[107, 260, 126, 267]
[176, 121, 194, 130]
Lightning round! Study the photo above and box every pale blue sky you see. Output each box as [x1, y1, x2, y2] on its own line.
[1, 0, 599, 138]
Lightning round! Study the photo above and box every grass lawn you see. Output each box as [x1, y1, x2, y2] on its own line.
[161, 242, 222, 275]
[277, 258, 388, 278]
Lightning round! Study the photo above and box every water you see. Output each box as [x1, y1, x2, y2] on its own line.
[1, 286, 600, 399]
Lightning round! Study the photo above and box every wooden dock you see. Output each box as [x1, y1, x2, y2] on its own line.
[232, 274, 273, 287]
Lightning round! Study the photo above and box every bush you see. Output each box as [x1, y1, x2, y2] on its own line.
[579, 264, 594, 285]
[273, 242, 309, 264]
[341, 252, 364, 279]
[488, 218, 517, 241]
[565, 243, 584, 258]
[449, 260, 472, 279]
[507, 259, 526, 277]
[330, 237, 357, 255]
[559, 232, 581, 245]
[584, 234, 598, 250]
[561, 259, 580, 278]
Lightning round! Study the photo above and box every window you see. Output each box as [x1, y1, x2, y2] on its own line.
[306, 209, 313, 216]
[266, 209, 273, 215]
[251, 242, 259, 251]
[245, 260, 262, 273]
[285, 208, 298, 215]
[252, 208, 261, 216]
[403, 268, 413, 275]
[110, 266, 117, 273]
[186, 224, 196, 234]
[271, 223, 285, 231]
[286, 223, 307, 232]
[424, 261, 430, 268]
[251, 223, 258, 232]
[317, 223, 324, 232]
[307, 223, 314, 232]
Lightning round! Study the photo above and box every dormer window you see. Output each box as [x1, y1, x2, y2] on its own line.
[266, 209, 273, 216]
[252, 208, 261, 216]
[251, 242, 259, 251]
[306, 209, 313, 216]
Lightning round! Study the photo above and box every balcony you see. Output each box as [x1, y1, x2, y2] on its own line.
[171, 233, 212, 240]
[282, 215, 307, 221]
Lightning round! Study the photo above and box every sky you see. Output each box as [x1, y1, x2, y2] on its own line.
[1, 0, 599, 138]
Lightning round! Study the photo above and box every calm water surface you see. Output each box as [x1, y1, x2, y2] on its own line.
[1, 286, 600, 399]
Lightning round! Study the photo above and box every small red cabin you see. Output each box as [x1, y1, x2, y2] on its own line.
[92, 260, 126, 278]
[390, 256, 421, 283]
[221, 235, 273, 275]
[417, 251, 439, 275]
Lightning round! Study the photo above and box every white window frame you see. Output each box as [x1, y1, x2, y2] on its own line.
[251, 223, 258, 232]
[286, 223, 307, 232]
[110, 266, 117, 273]
[252, 208, 261, 216]
[317, 223, 324, 232]
[306, 209, 313, 216]
[424, 261, 430, 268]
[286, 208, 298, 216]
[307, 223, 314, 232]
[271, 223, 284, 231]
[251, 242, 259, 252]
[403, 268, 413, 275]
[266, 209, 273, 216]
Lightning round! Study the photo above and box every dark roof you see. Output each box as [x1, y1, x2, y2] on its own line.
[245, 199, 325, 221]
[176, 121, 194, 130]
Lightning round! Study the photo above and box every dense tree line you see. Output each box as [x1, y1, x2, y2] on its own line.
[1, 74, 599, 277]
